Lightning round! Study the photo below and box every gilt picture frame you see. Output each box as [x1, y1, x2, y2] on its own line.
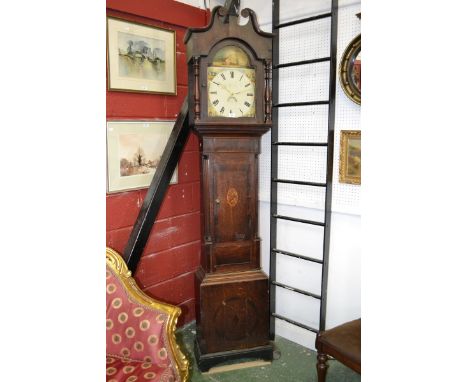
[107, 17, 176, 95]
[106, 121, 178, 193]
[339, 130, 361, 185]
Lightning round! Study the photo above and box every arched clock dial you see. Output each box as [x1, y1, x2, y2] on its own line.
[207, 67, 256, 118]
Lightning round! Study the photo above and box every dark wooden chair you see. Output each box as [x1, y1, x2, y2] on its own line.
[315, 318, 361, 382]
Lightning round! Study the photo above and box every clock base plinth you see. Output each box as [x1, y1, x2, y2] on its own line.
[194, 338, 274, 373]
[195, 268, 272, 371]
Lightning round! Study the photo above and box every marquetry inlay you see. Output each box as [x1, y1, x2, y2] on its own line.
[226, 187, 239, 208]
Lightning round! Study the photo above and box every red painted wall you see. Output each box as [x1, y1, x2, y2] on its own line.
[106, 0, 208, 326]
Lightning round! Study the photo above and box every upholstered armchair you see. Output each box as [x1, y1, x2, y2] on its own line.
[106, 248, 189, 382]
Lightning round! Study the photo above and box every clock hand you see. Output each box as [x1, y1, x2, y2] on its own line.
[233, 87, 252, 95]
[211, 81, 234, 96]
[211, 82, 241, 103]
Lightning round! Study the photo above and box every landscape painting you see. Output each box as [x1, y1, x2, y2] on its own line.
[117, 32, 166, 81]
[339, 130, 361, 185]
[107, 121, 177, 193]
[107, 17, 176, 94]
[118, 133, 161, 177]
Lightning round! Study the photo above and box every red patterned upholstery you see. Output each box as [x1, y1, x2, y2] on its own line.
[106, 356, 176, 382]
[106, 265, 181, 381]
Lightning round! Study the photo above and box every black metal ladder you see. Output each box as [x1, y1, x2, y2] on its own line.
[269, 0, 338, 339]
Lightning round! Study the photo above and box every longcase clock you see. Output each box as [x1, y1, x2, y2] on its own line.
[184, 5, 274, 371]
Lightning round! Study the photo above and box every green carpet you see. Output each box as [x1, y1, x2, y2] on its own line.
[176, 323, 360, 382]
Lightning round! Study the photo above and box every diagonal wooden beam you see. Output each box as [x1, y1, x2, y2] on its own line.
[123, 97, 190, 273]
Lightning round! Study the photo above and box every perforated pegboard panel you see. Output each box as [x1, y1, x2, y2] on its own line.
[278, 18, 330, 65]
[278, 63, 330, 104]
[258, 130, 271, 202]
[332, 2, 361, 214]
[278, 105, 329, 143]
[277, 146, 327, 183]
[258, 0, 361, 216]
[279, 0, 332, 25]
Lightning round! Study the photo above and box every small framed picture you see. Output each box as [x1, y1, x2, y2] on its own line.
[107, 17, 176, 95]
[339, 130, 361, 185]
[106, 121, 177, 193]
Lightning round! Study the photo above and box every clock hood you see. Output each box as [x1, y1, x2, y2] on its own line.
[184, 6, 273, 63]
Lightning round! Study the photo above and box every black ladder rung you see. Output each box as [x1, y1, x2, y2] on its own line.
[273, 214, 325, 226]
[273, 101, 329, 108]
[271, 313, 319, 334]
[271, 281, 321, 300]
[273, 142, 328, 147]
[272, 248, 323, 264]
[273, 178, 326, 187]
[274, 57, 331, 69]
[274, 12, 332, 29]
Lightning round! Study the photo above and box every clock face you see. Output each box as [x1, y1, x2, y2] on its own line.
[207, 66, 256, 118]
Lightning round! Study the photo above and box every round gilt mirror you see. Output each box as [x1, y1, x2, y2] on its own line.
[339, 34, 361, 105]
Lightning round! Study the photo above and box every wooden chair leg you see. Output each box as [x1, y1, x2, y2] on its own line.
[316, 352, 329, 382]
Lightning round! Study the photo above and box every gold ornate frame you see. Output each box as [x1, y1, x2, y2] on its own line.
[339, 34, 361, 105]
[339, 130, 361, 185]
[106, 247, 189, 382]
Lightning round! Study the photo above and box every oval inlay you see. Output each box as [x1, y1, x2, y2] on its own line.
[226, 188, 239, 208]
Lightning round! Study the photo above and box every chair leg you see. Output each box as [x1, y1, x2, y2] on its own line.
[316, 352, 328, 382]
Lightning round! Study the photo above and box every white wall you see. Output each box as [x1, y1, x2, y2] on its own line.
[259, 203, 361, 349]
[174, 0, 209, 9]
[250, 0, 361, 350]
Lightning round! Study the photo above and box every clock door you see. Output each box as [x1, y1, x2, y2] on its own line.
[211, 152, 256, 272]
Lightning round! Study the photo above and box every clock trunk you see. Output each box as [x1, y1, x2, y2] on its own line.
[194, 135, 272, 369]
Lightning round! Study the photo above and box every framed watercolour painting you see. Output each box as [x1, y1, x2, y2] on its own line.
[339, 130, 361, 185]
[107, 17, 176, 95]
[107, 121, 177, 193]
